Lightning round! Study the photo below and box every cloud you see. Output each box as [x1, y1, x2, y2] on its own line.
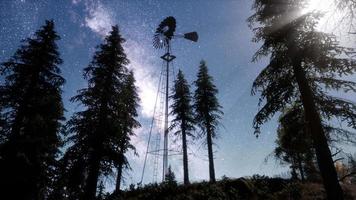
[72, 0, 158, 118]
[124, 39, 159, 118]
[84, 2, 114, 37]
[72, 0, 81, 4]
[122, 39, 163, 184]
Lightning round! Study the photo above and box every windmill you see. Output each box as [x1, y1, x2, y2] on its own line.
[140, 16, 198, 183]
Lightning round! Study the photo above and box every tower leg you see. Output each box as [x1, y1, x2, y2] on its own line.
[162, 45, 170, 181]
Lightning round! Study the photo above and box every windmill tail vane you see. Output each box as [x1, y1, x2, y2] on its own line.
[177, 32, 199, 42]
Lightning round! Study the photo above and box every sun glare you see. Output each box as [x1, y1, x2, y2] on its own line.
[303, 0, 335, 14]
[302, 0, 347, 34]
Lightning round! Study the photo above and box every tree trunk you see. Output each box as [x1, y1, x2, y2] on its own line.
[181, 123, 189, 185]
[297, 154, 305, 182]
[206, 124, 215, 182]
[292, 58, 344, 199]
[83, 150, 101, 200]
[115, 162, 123, 192]
[115, 128, 126, 193]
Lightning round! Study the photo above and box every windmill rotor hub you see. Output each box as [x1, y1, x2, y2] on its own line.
[153, 16, 176, 49]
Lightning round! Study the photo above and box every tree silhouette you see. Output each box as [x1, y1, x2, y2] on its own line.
[248, 0, 356, 199]
[164, 165, 177, 186]
[193, 60, 223, 183]
[170, 70, 195, 185]
[274, 104, 317, 182]
[0, 20, 65, 200]
[115, 70, 140, 192]
[49, 142, 88, 200]
[97, 181, 107, 200]
[274, 103, 356, 182]
[65, 25, 138, 200]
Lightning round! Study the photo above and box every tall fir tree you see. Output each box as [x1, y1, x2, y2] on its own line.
[0, 20, 65, 200]
[115, 70, 140, 193]
[64, 26, 139, 200]
[193, 60, 223, 183]
[170, 70, 195, 185]
[248, 0, 356, 199]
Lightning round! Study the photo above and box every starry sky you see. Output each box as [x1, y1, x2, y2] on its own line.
[0, 0, 355, 190]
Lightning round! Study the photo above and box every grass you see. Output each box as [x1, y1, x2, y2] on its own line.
[105, 175, 356, 200]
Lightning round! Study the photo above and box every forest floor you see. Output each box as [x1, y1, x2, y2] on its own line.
[106, 176, 356, 200]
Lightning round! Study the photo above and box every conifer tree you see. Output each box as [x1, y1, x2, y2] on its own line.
[170, 70, 195, 185]
[115, 70, 140, 192]
[274, 104, 317, 182]
[193, 60, 223, 183]
[49, 142, 88, 200]
[274, 103, 356, 182]
[97, 181, 106, 200]
[164, 165, 177, 186]
[65, 26, 139, 200]
[248, 1, 356, 199]
[0, 20, 65, 200]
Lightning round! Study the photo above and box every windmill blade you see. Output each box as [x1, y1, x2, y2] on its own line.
[153, 33, 165, 49]
[153, 16, 176, 49]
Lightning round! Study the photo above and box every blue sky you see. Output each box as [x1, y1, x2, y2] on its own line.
[1, 0, 354, 190]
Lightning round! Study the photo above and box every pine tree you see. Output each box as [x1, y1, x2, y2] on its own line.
[164, 165, 177, 186]
[115, 70, 140, 192]
[248, 1, 356, 199]
[65, 26, 139, 200]
[97, 181, 106, 200]
[0, 20, 65, 200]
[170, 70, 195, 185]
[193, 60, 223, 183]
[49, 142, 88, 200]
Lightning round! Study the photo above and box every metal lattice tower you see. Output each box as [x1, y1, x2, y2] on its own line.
[140, 51, 175, 183]
[152, 66, 165, 182]
[152, 63, 167, 182]
[140, 16, 198, 185]
[161, 44, 176, 181]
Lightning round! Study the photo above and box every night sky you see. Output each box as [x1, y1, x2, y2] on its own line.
[1, 0, 354, 190]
